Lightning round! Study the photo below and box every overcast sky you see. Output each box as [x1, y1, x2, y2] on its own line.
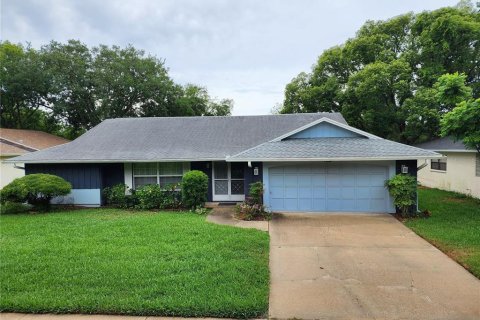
[1, 0, 459, 115]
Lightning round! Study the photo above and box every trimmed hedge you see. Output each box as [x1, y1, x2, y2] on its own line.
[1, 174, 71, 210]
[182, 170, 208, 209]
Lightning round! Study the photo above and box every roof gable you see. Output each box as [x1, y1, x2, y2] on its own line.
[287, 122, 363, 139]
[272, 117, 380, 141]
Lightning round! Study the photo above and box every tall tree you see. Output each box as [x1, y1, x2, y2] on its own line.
[0, 42, 52, 130]
[0, 41, 233, 138]
[280, 2, 480, 144]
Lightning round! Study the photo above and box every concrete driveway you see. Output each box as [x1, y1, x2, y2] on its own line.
[269, 213, 480, 320]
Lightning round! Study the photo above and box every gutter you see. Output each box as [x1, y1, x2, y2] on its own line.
[225, 155, 444, 162]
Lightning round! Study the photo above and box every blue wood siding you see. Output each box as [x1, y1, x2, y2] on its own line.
[288, 122, 361, 139]
[25, 163, 124, 190]
[244, 162, 263, 196]
[26, 163, 102, 189]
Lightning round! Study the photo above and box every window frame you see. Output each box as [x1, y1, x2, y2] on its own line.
[431, 158, 447, 171]
[133, 162, 184, 189]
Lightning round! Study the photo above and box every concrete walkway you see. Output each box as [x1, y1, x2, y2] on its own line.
[206, 206, 269, 232]
[269, 212, 480, 320]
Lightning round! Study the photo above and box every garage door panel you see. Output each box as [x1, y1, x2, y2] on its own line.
[341, 175, 355, 186]
[371, 186, 386, 199]
[327, 199, 342, 211]
[341, 187, 355, 199]
[298, 175, 311, 186]
[270, 175, 284, 187]
[298, 199, 312, 211]
[268, 164, 388, 213]
[327, 174, 341, 186]
[297, 166, 312, 174]
[298, 187, 313, 198]
[313, 199, 327, 211]
[270, 167, 284, 174]
[327, 187, 341, 198]
[285, 187, 297, 198]
[271, 199, 284, 210]
[284, 166, 298, 174]
[356, 174, 371, 186]
[270, 186, 284, 198]
[357, 199, 371, 211]
[312, 174, 326, 186]
[313, 187, 326, 198]
[341, 200, 356, 211]
[371, 174, 386, 185]
[284, 175, 297, 186]
[371, 199, 386, 211]
[356, 187, 370, 199]
[284, 199, 298, 210]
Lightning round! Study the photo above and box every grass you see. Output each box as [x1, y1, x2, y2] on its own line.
[405, 187, 480, 278]
[0, 209, 269, 318]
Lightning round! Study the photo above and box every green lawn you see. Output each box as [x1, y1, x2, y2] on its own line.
[405, 188, 480, 278]
[0, 209, 269, 318]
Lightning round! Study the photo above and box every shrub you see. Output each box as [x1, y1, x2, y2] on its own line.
[182, 170, 208, 209]
[235, 203, 271, 221]
[385, 174, 417, 217]
[236, 182, 271, 220]
[135, 183, 182, 210]
[1, 174, 71, 210]
[247, 181, 264, 205]
[103, 184, 134, 208]
[0, 202, 32, 214]
[135, 184, 163, 209]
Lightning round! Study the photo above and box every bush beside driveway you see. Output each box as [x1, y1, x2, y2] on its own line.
[0, 209, 269, 318]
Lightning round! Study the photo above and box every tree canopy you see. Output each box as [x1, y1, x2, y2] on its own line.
[279, 2, 480, 144]
[0, 40, 232, 139]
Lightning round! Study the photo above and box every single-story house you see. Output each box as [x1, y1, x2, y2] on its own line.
[7, 113, 440, 212]
[415, 137, 480, 198]
[0, 128, 69, 188]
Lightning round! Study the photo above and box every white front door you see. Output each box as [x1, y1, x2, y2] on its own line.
[212, 162, 245, 202]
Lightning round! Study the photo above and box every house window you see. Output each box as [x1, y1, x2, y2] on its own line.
[431, 158, 447, 171]
[133, 162, 184, 189]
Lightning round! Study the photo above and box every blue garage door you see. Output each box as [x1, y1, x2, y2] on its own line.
[268, 164, 388, 212]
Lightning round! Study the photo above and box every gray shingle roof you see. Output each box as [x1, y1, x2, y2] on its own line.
[227, 138, 441, 161]
[414, 136, 470, 151]
[10, 113, 347, 163]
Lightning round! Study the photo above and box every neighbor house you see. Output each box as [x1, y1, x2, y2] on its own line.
[415, 137, 480, 198]
[7, 113, 440, 212]
[0, 128, 69, 188]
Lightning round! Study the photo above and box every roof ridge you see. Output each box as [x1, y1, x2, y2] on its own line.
[104, 112, 342, 121]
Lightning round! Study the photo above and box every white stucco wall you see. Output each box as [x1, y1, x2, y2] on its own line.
[0, 157, 24, 188]
[417, 152, 480, 198]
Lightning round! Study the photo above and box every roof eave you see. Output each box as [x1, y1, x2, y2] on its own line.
[3, 157, 228, 164]
[226, 155, 443, 162]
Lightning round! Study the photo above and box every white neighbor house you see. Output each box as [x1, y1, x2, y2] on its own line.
[415, 137, 480, 198]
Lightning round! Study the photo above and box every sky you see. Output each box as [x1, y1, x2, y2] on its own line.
[1, 0, 459, 115]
